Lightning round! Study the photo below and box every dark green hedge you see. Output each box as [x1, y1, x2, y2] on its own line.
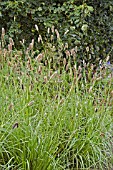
[0, 0, 113, 63]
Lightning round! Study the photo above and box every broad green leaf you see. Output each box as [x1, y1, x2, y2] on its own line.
[87, 6, 94, 12]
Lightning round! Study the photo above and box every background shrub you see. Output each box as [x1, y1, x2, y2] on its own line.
[0, 0, 113, 64]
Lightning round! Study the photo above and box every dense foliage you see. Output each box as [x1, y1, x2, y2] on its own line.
[0, 0, 113, 63]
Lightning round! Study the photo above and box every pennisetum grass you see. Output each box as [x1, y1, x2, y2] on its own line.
[0, 27, 113, 170]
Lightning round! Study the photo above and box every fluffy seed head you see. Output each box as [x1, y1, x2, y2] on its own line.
[35, 24, 39, 32]
[2, 28, 5, 35]
[55, 29, 60, 39]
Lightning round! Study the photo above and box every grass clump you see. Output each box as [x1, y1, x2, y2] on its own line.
[0, 28, 113, 170]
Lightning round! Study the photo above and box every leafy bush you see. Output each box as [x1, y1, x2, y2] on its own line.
[0, 0, 113, 64]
